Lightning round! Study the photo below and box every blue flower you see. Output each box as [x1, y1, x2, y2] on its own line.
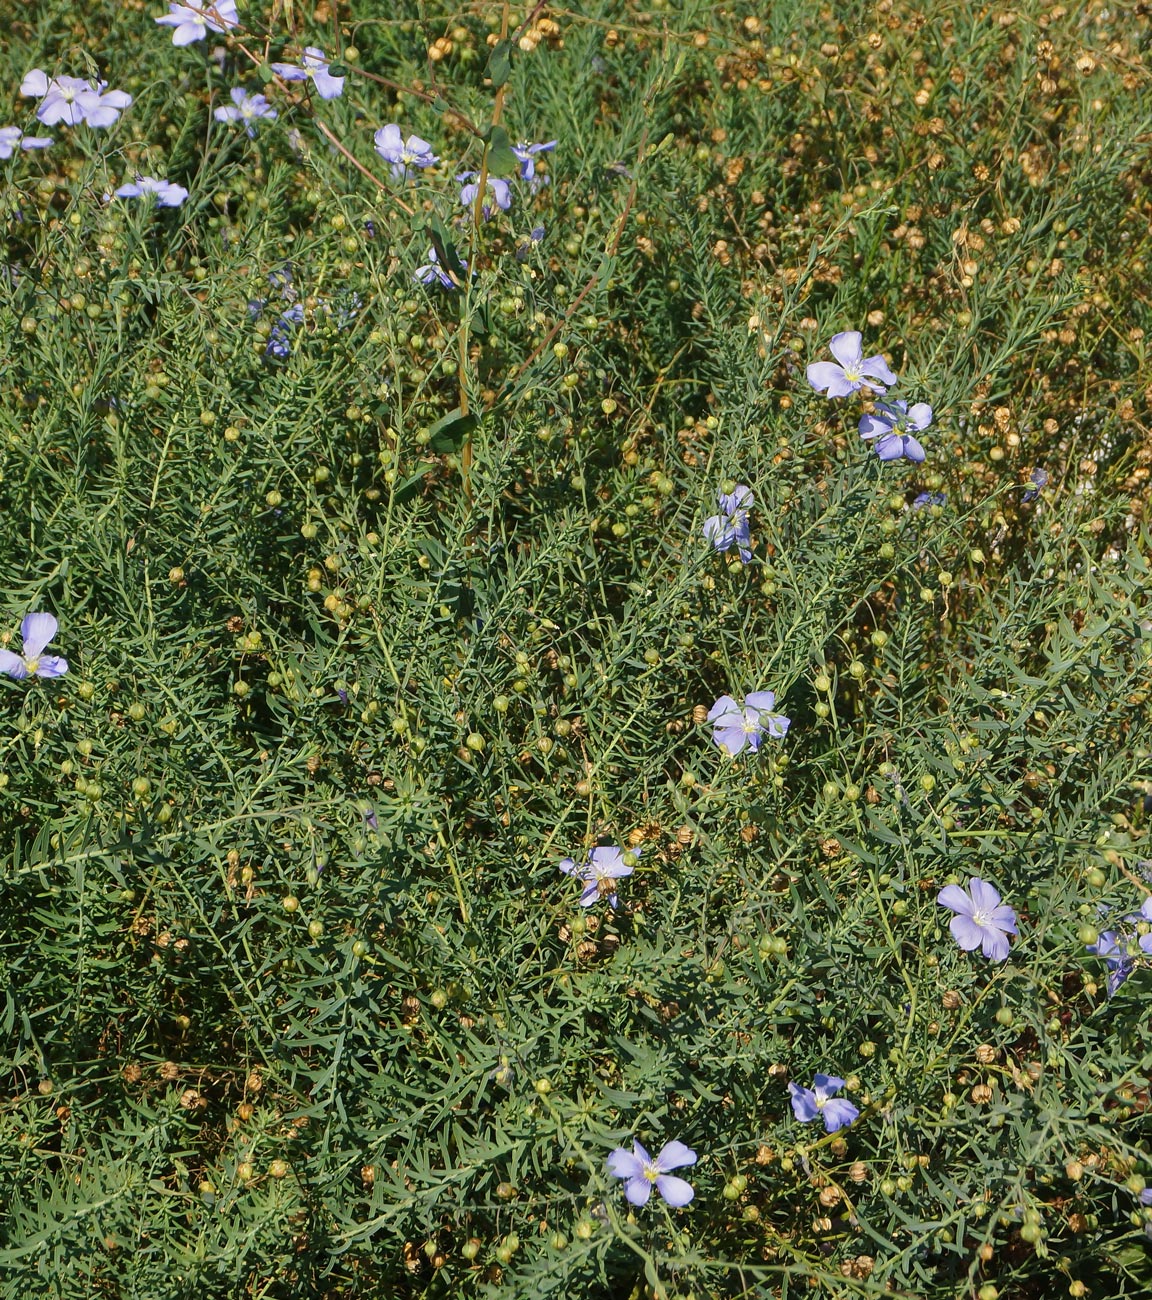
[912, 491, 945, 511]
[789, 1074, 859, 1133]
[703, 484, 753, 562]
[1086, 897, 1152, 995]
[0, 612, 68, 679]
[708, 690, 789, 756]
[265, 302, 304, 359]
[271, 47, 344, 100]
[373, 124, 438, 179]
[1087, 929, 1132, 996]
[559, 845, 637, 908]
[1136, 896, 1152, 954]
[155, 0, 238, 44]
[512, 138, 557, 190]
[267, 264, 295, 298]
[113, 176, 188, 207]
[1022, 467, 1049, 503]
[515, 224, 546, 261]
[937, 878, 1018, 961]
[806, 330, 897, 398]
[0, 126, 52, 157]
[21, 69, 132, 129]
[458, 172, 513, 219]
[414, 246, 466, 290]
[214, 88, 278, 138]
[607, 1140, 696, 1207]
[858, 399, 932, 463]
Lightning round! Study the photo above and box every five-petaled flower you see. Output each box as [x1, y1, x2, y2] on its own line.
[21, 69, 133, 129]
[559, 845, 637, 908]
[21, 71, 91, 126]
[0, 127, 53, 158]
[271, 47, 344, 100]
[1022, 467, 1049, 503]
[515, 224, 546, 261]
[858, 399, 932, 463]
[937, 877, 1018, 961]
[458, 172, 513, 219]
[0, 612, 68, 680]
[789, 1074, 859, 1133]
[155, 0, 239, 45]
[1086, 897, 1152, 995]
[414, 246, 465, 290]
[1086, 928, 1132, 996]
[214, 88, 277, 137]
[373, 124, 438, 179]
[513, 139, 557, 189]
[607, 1140, 696, 1207]
[708, 690, 789, 756]
[113, 176, 188, 207]
[703, 484, 753, 563]
[807, 330, 897, 398]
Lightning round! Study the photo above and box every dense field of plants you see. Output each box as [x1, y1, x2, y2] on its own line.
[2, 1, 1151, 1296]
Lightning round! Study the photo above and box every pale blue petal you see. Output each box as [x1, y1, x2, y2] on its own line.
[981, 927, 1011, 961]
[719, 484, 753, 515]
[21, 612, 57, 658]
[907, 402, 933, 431]
[656, 1174, 694, 1206]
[861, 353, 898, 386]
[806, 361, 850, 396]
[607, 1148, 644, 1180]
[989, 904, 1018, 934]
[822, 1099, 859, 1132]
[858, 412, 892, 439]
[21, 69, 50, 97]
[706, 695, 739, 723]
[712, 725, 747, 755]
[937, 884, 975, 917]
[968, 878, 1002, 913]
[828, 331, 863, 369]
[902, 435, 926, 462]
[813, 1073, 845, 1094]
[744, 691, 776, 713]
[950, 914, 984, 951]
[789, 1083, 818, 1122]
[0, 649, 28, 679]
[654, 1140, 697, 1171]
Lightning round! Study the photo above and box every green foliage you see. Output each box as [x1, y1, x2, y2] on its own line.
[1, 1, 1151, 1297]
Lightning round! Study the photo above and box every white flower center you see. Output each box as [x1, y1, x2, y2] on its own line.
[972, 908, 991, 927]
[843, 367, 861, 383]
[643, 1161, 660, 1183]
